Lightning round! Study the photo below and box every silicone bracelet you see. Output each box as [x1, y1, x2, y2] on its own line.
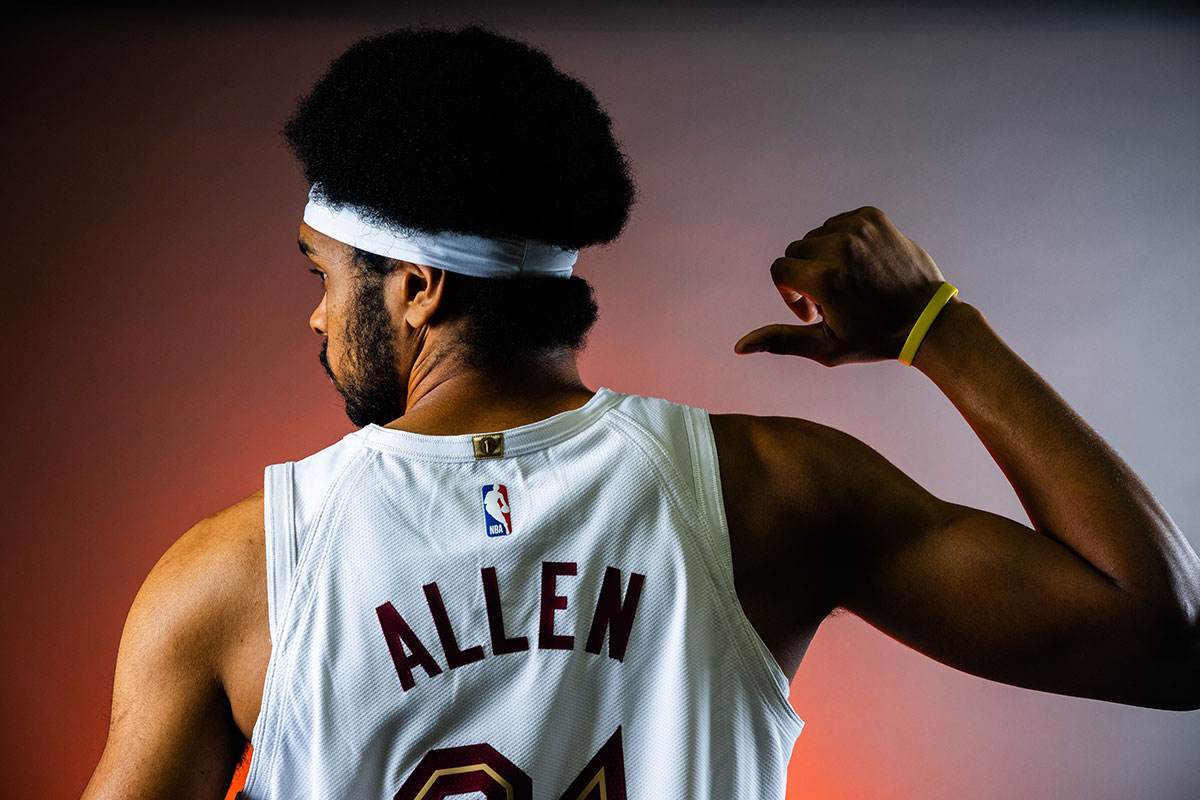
[897, 282, 958, 366]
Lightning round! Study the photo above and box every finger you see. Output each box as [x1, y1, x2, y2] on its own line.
[792, 294, 821, 323]
[784, 233, 845, 260]
[774, 283, 820, 321]
[770, 256, 835, 303]
[801, 208, 864, 239]
[823, 208, 864, 227]
[806, 206, 883, 237]
[734, 322, 833, 361]
[827, 206, 888, 229]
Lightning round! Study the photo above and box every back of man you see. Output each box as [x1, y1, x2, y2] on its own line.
[81, 21, 1200, 800]
[240, 387, 810, 798]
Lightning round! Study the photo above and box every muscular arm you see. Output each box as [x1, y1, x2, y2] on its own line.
[743, 299, 1200, 709]
[732, 206, 1200, 710]
[876, 297, 1200, 707]
[81, 490, 265, 799]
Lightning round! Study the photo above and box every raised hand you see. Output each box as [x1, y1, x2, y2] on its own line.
[734, 206, 948, 366]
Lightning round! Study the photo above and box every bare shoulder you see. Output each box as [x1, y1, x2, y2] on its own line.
[155, 489, 270, 739]
[708, 411, 863, 543]
[709, 412, 834, 482]
[143, 489, 266, 635]
[128, 487, 269, 730]
[706, 413, 861, 676]
[181, 488, 265, 557]
[82, 489, 268, 799]
[177, 489, 266, 580]
[709, 411, 936, 541]
[706, 411, 948, 677]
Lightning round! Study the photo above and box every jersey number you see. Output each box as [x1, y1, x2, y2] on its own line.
[393, 725, 626, 800]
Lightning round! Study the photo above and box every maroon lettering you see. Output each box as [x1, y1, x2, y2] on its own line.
[482, 566, 530, 655]
[392, 727, 623, 800]
[556, 725, 627, 800]
[423, 582, 486, 669]
[379, 560, 644, 692]
[584, 568, 646, 662]
[393, 742, 531, 800]
[375, 601, 443, 691]
[539, 561, 577, 650]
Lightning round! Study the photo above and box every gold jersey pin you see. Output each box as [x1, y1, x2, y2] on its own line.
[472, 432, 505, 460]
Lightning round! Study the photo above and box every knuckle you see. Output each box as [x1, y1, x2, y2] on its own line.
[828, 232, 853, 259]
[847, 235, 868, 259]
[829, 267, 849, 292]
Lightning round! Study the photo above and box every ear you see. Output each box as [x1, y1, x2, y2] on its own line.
[391, 261, 447, 329]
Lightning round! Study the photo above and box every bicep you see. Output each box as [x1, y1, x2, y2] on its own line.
[82, 525, 246, 800]
[784, 421, 1189, 708]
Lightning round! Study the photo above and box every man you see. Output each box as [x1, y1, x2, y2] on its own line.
[82, 23, 1200, 800]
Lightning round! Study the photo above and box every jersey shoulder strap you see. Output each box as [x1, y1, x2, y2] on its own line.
[611, 392, 803, 728]
[262, 432, 369, 644]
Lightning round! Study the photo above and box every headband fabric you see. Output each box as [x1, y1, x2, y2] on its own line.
[302, 185, 577, 278]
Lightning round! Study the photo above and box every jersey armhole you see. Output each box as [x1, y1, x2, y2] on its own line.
[683, 406, 806, 735]
[263, 461, 297, 646]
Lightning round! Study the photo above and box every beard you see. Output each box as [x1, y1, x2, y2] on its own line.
[318, 275, 408, 428]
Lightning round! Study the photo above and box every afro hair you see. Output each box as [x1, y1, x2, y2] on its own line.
[285, 23, 636, 366]
[285, 22, 638, 250]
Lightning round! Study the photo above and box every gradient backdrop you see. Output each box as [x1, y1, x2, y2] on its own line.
[4, 2, 1199, 798]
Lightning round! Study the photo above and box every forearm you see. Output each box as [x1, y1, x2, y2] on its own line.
[912, 297, 1200, 632]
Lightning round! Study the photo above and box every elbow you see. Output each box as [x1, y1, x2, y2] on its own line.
[1178, 632, 1200, 711]
[1126, 607, 1200, 711]
[1161, 677, 1200, 712]
[1159, 670, 1200, 712]
[1157, 618, 1200, 711]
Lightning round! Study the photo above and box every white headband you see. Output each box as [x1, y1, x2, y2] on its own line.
[302, 184, 577, 278]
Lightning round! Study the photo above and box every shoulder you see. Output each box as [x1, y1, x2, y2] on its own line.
[707, 412, 864, 538]
[129, 489, 266, 685]
[708, 411, 927, 514]
[707, 411, 937, 599]
[82, 491, 267, 798]
[706, 413, 864, 620]
[709, 409, 946, 597]
[145, 489, 265, 605]
[708, 412, 868, 510]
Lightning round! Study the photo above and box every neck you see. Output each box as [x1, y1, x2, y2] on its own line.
[384, 348, 595, 436]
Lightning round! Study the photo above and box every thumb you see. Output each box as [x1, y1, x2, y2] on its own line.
[734, 323, 831, 359]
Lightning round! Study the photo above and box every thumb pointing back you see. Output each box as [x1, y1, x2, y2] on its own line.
[734, 323, 832, 360]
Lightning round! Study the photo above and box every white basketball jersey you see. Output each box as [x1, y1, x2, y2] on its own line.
[240, 386, 804, 799]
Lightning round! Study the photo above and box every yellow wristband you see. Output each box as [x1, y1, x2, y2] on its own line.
[897, 282, 958, 366]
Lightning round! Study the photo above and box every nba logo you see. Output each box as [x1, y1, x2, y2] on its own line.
[482, 484, 512, 537]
